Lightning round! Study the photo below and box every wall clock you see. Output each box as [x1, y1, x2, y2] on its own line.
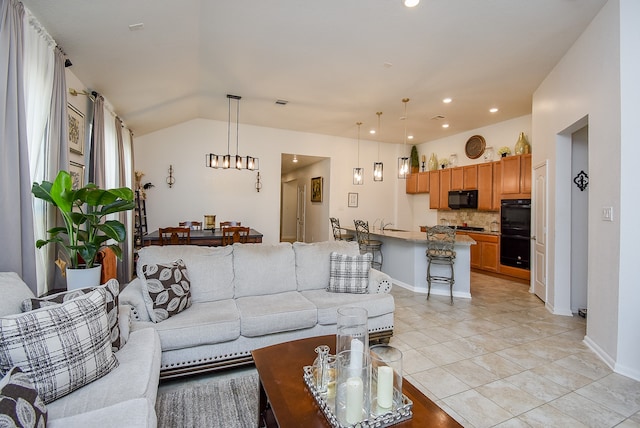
[465, 135, 486, 159]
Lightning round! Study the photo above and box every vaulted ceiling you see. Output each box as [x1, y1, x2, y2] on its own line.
[22, 0, 607, 143]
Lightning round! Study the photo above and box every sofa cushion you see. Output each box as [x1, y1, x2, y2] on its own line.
[235, 291, 317, 336]
[21, 279, 124, 351]
[233, 243, 297, 298]
[135, 245, 213, 280]
[0, 289, 119, 404]
[328, 252, 372, 294]
[141, 259, 192, 323]
[184, 246, 234, 302]
[293, 241, 360, 291]
[300, 290, 395, 325]
[0, 272, 35, 317]
[0, 366, 47, 427]
[133, 300, 240, 351]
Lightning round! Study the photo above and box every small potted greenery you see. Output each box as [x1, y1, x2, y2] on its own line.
[410, 145, 419, 173]
[498, 146, 511, 157]
[440, 158, 450, 169]
[32, 170, 135, 287]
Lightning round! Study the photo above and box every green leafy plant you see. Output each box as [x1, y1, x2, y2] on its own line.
[410, 145, 419, 169]
[32, 170, 135, 269]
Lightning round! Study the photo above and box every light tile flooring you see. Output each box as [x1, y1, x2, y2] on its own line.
[392, 271, 640, 427]
[160, 272, 640, 427]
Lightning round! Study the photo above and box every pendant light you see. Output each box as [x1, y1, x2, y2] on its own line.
[206, 94, 258, 171]
[353, 122, 364, 185]
[398, 98, 410, 179]
[373, 111, 384, 182]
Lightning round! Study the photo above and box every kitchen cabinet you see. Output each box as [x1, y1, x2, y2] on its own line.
[406, 172, 429, 194]
[501, 154, 531, 198]
[457, 232, 500, 273]
[439, 169, 452, 209]
[429, 170, 441, 209]
[492, 161, 501, 210]
[477, 163, 493, 211]
[450, 165, 478, 190]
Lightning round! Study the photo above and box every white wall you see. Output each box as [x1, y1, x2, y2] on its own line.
[533, 0, 640, 380]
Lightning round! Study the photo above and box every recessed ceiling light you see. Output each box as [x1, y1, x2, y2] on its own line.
[489, 107, 499, 113]
[442, 124, 450, 128]
[443, 98, 452, 104]
[402, 0, 420, 7]
[292, 155, 298, 163]
[408, 135, 414, 140]
[128, 23, 144, 31]
[369, 129, 376, 134]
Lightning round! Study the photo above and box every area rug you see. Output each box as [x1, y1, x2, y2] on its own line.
[155, 373, 259, 428]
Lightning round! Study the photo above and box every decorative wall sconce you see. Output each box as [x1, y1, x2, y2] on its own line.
[255, 171, 262, 192]
[574, 170, 589, 191]
[166, 165, 175, 188]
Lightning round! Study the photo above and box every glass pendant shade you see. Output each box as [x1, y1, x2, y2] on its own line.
[353, 167, 364, 185]
[206, 154, 220, 168]
[373, 162, 383, 181]
[398, 157, 410, 179]
[222, 154, 231, 169]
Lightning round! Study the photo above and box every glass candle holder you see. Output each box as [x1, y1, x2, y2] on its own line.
[336, 307, 369, 357]
[370, 345, 403, 416]
[335, 350, 370, 426]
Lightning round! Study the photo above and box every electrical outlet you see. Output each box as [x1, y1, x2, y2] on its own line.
[602, 206, 613, 222]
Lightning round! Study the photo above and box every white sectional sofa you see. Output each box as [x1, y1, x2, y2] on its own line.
[0, 272, 162, 428]
[121, 240, 395, 379]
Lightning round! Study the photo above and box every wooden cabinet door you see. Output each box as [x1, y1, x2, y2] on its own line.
[492, 161, 501, 210]
[429, 170, 440, 209]
[450, 167, 463, 190]
[463, 165, 478, 189]
[501, 155, 521, 195]
[480, 241, 499, 272]
[417, 172, 430, 193]
[477, 163, 493, 210]
[439, 169, 451, 209]
[521, 154, 532, 193]
[406, 173, 418, 194]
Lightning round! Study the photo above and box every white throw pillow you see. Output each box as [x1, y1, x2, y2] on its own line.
[328, 252, 372, 294]
[0, 289, 119, 404]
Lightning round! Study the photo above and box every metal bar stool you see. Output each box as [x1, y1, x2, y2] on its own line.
[354, 219, 383, 270]
[426, 225, 456, 304]
[329, 217, 354, 241]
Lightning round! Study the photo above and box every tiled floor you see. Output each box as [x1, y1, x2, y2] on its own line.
[392, 271, 640, 427]
[159, 272, 640, 427]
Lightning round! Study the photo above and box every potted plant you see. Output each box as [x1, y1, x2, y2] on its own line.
[498, 146, 511, 157]
[440, 158, 450, 169]
[410, 145, 419, 173]
[32, 170, 135, 288]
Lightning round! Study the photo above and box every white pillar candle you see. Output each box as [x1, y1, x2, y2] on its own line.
[377, 366, 394, 410]
[345, 376, 364, 424]
[349, 339, 364, 376]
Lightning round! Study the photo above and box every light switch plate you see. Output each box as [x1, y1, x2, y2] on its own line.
[602, 206, 613, 222]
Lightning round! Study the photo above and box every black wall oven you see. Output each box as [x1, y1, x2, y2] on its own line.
[500, 199, 531, 270]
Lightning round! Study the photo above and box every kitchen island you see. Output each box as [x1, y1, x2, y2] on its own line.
[347, 228, 476, 299]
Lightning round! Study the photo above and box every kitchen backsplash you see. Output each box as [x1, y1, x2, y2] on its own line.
[437, 210, 500, 231]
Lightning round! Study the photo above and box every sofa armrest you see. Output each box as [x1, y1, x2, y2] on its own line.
[368, 269, 392, 294]
[120, 278, 150, 322]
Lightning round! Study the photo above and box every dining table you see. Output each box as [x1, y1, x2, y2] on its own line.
[142, 228, 263, 246]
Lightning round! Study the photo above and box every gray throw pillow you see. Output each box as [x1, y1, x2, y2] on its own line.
[141, 259, 192, 323]
[328, 252, 372, 294]
[0, 366, 47, 428]
[0, 289, 119, 404]
[21, 279, 123, 351]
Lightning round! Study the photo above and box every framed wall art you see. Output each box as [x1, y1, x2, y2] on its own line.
[67, 103, 85, 155]
[69, 161, 85, 190]
[311, 176, 323, 203]
[348, 192, 358, 208]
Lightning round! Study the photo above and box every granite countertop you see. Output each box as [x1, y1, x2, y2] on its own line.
[345, 227, 476, 246]
[419, 225, 500, 236]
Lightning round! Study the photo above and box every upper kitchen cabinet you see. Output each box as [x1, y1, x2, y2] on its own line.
[451, 165, 478, 190]
[501, 154, 531, 198]
[439, 169, 452, 209]
[429, 170, 441, 209]
[406, 172, 429, 194]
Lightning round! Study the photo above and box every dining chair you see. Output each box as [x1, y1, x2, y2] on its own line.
[221, 226, 250, 245]
[159, 227, 191, 245]
[220, 221, 241, 228]
[425, 225, 456, 305]
[179, 221, 202, 230]
[329, 217, 354, 241]
[353, 220, 383, 270]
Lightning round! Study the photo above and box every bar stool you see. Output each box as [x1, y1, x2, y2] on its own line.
[354, 220, 383, 270]
[425, 225, 456, 304]
[329, 217, 354, 241]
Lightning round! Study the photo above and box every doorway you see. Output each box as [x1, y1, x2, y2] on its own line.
[570, 126, 588, 314]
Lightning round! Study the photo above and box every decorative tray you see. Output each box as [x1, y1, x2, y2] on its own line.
[303, 365, 413, 428]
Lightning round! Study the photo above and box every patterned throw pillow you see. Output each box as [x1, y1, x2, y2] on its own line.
[0, 289, 119, 404]
[0, 366, 47, 428]
[141, 259, 192, 323]
[328, 252, 372, 294]
[20, 279, 123, 351]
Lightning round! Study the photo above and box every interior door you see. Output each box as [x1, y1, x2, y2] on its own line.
[532, 162, 548, 301]
[297, 184, 306, 242]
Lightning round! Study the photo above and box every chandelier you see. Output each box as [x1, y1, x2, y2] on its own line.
[373, 111, 383, 182]
[206, 94, 258, 171]
[398, 98, 410, 179]
[353, 122, 364, 185]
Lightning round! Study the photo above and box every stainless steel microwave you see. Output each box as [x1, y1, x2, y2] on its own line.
[448, 190, 478, 209]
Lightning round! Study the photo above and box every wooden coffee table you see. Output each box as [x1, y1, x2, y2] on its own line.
[252, 335, 462, 427]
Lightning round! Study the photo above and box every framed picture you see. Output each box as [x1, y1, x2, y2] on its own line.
[67, 103, 85, 155]
[311, 176, 323, 202]
[348, 192, 358, 208]
[69, 161, 85, 190]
